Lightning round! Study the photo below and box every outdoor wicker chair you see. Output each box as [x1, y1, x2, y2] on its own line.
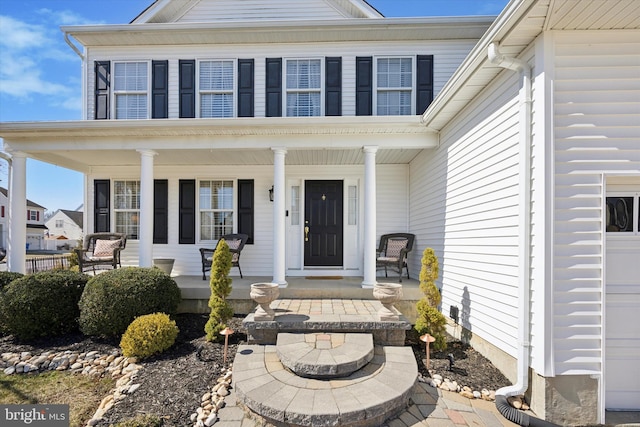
[74, 232, 127, 273]
[376, 233, 415, 282]
[200, 233, 249, 280]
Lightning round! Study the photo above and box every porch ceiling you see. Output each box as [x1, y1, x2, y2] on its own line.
[0, 117, 434, 172]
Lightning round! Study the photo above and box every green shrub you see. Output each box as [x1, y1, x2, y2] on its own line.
[120, 313, 179, 359]
[0, 272, 24, 334]
[414, 248, 447, 351]
[0, 270, 88, 340]
[79, 267, 181, 337]
[205, 239, 234, 341]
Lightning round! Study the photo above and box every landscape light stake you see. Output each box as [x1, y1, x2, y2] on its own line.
[420, 333, 436, 370]
[220, 327, 235, 365]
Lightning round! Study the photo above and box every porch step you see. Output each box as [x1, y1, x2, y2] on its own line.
[276, 332, 374, 379]
[233, 344, 417, 427]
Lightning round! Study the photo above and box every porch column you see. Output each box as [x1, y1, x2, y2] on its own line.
[362, 146, 378, 287]
[272, 147, 288, 286]
[7, 151, 27, 273]
[137, 149, 157, 268]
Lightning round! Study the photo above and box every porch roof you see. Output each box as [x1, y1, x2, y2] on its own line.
[0, 116, 437, 172]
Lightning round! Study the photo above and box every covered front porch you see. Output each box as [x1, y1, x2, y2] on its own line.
[174, 274, 421, 322]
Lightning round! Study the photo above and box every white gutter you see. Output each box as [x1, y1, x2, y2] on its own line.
[488, 42, 532, 399]
[63, 32, 84, 60]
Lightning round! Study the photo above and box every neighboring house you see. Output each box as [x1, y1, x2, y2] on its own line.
[0, 0, 638, 424]
[0, 187, 47, 250]
[45, 209, 83, 246]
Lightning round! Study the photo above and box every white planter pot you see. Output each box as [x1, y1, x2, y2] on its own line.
[373, 282, 403, 321]
[250, 282, 280, 321]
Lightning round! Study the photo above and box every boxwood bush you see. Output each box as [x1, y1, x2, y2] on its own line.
[120, 313, 179, 359]
[0, 270, 88, 339]
[79, 267, 181, 337]
[0, 272, 24, 334]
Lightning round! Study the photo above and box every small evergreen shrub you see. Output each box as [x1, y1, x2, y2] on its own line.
[205, 239, 234, 341]
[0, 270, 88, 339]
[79, 267, 181, 337]
[0, 272, 24, 334]
[120, 313, 179, 359]
[414, 248, 447, 351]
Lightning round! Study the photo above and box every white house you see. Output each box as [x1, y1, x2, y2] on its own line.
[45, 209, 83, 247]
[0, 0, 638, 424]
[0, 187, 47, 251]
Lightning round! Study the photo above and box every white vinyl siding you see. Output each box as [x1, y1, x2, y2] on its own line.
[409, 67, 522, 364]
[177, 0, 355, 22]
[85, 41, 476, 120]
[199, 60, 234, 118]
[552, 30, 640, 379]
[114, 62, 148, 119]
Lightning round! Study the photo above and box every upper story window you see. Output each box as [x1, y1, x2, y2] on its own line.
[286, 59, 322, 117]
[376, 57, 413, 116]
[27, 210, 39, 221]
[55, 220, 64, 228]
[199, 60, 235, 118]
[114, 62, 148, 119]
[114, 180, 140, 239]
[199, 180, 234, 241]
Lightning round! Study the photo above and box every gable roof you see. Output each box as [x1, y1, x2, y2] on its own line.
[58, 209, 84, 228]
[132, 0, 382, 24]
[0, 187, 46, 209]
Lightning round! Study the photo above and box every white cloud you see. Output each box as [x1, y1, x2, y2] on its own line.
[0, 12, 82, 110]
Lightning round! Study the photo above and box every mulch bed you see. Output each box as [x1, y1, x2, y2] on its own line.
[0, 313, 511, 426]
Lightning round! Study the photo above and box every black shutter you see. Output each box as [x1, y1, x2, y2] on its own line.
[237, 179, 254, 244]
[355, 57, 373, 116]
[265, 58, 282, 117]
[416, 55, 434, 114]
[94, 61, 110, 120]
[153, 179, 168, 244]
[152, 60, 168, 119]
[179, 60, 196, 118]
[238, 59, 254, 117]
[94, 180, 110, 232]
[325, 57, 342, 116]
[179, 179, 196, 244]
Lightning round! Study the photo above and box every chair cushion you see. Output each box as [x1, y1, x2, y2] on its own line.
[93, 239, 120, 258]
[226, 239, 241, 250]
[377, 256, 399, 262]
[386, 239, 408, 258]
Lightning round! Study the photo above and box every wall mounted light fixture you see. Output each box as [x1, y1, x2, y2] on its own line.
[269, 185, 274, 202]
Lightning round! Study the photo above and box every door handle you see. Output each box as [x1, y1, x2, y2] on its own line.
[304, 226, 310, 242]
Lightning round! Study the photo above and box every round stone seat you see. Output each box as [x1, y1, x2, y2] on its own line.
[276, 332, 374, 379]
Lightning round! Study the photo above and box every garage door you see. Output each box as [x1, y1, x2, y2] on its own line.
[605, 191, 640, 410]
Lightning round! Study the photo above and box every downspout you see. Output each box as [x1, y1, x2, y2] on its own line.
[488, 43, 557, 427]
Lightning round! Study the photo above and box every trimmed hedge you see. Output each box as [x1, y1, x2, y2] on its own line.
[120, 313, 179, 359]
[0, 272, 24, 334]
[79, 267, 181, 337]
[0, 270, 88, 339]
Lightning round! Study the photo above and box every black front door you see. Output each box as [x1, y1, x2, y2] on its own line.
[304, 180, 343, 267]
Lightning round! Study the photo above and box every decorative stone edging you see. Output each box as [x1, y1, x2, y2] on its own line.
[190, 365, 233, 427]
[418, 372, 530, 410]
[1, 350, 143, 427]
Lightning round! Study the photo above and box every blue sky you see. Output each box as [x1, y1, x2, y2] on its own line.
[0, 0, 508, 214]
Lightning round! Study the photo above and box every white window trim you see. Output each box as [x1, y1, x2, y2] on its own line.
[112, 60, 151, 120]
[373, 56, 416, 116]
[113, 179, 141, 240]
[197, 178, 237, 243]
[283, 57, 325, 117]
[606, 191, 640, 235]
[196, 58, 237, 119]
